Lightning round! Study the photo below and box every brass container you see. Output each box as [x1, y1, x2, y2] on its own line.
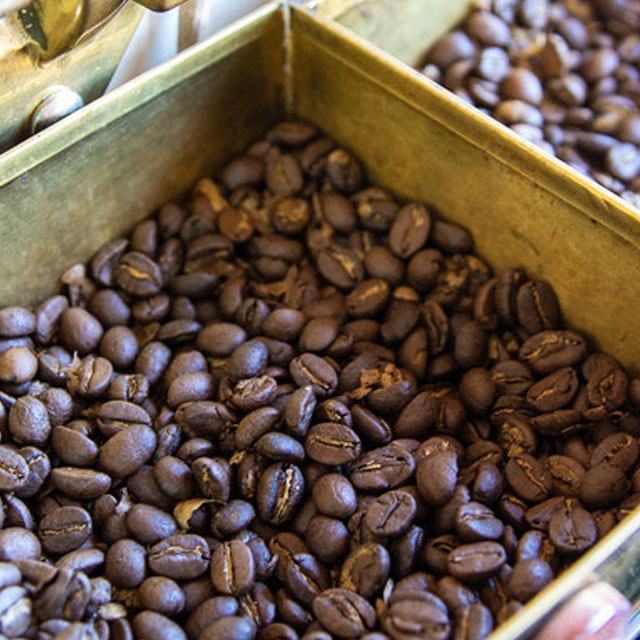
[1, 3, 640, 638]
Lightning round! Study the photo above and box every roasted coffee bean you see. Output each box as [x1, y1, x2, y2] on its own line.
[105, 539, 147, 588]
[507, 558, 554, 603]
[417, 451, 458, 507]
[306, 423, 361, 465]
[579, 463, 629, 508]
[99, 426, 156, 479]
[312, 589, 375, 639]
[210, 540, 255, 596]
[257, 463, 305, 525]
[148, 534, 210, 581]
[339, 542, 390, 598]
[455, 502, 504, 541]
[544, 455, 585, 496]
[38, 506, 92, 555]
[192, 457, 231, 504]
[505, 454, 553, 503]
[447, 542, 507, 582]
[380, 590, 450, 640]
[350, 442, 416, 492]
[526, 367, 578, 412]
[548, 501, 597, 553]
[290, 354, 338, 398]
[591, 432, 639, 471]
[125, 504, 177, 544]
[364, 491, 417, 538]
[8, 396, 51, 446]
[0, 446, 29, 492]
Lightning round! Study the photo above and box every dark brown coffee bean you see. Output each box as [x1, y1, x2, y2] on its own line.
[290, 354, 338, 398]
[579, 463, 630, 508]
[192, 457, 231, 504]
[459, 368, 496, 415]
[387, 204, 431, 259]
[417, 451, 458, 507]
[0, 446, 29, 492]
[544, 455, 585, 496]
[133, 611, 186, 640]
[100, 425, 156, 479]
[516, 281, 558, 334]
[0, 307, 36, 338]
[312, 589, 376, 639]
[519, 330, 587, 375]
[548, 501, 597, 553]
[346, 279, 391, 318]
[105, 539, 147, 588]
[505, 454, 553, 503]
[38, 506, 92, 555]
[306, 423, 361, 465]
[148, 534, 210, 581]
[210, 540, 255, 596]
[51, 467, 111, 500]
[467, 11, 510, 46]
[257, 463, 305, 525]
[59, 308, 104, 355]
[339, 542, 390, 598]
[197, 322, 247, 357]
[591, 432, 639, 471]
[507, 558, 553, 602]
[222, 155, 264, 190]
[526, 367, 578, 412]
[455, 502, 504, 542]
[316, 246, 364, 290]
[200, 616, 257, 640]
[447, 542, 507, 582]
[364, 491, 417, 538]
[125, 504, 177, 544]
[380, 590, 450, 640]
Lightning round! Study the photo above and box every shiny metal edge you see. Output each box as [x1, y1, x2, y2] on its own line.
[0, 0, 282, 187]
[290, 4, 640, 250]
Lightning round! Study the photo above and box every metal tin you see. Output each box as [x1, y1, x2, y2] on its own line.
[1, 3, 640, 638]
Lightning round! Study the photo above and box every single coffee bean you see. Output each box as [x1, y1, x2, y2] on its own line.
[132, 611, 187, 640]
[339, 542, 390, 599]
[447, 542, 507, 582]
[257, 463, 305, 525]
[8, 396, 51, 446]
[380, 590, 450, 640]
[99, 425, 157, 479]
[290, 354, 338, 398]
[505, 454, 553, 503]
[417, 451, 458, 507]
[312, 589, 376, 639]
[306, 423, 362, 465]
[548, 501, 597, 553]
[210, 540, 256, 596]
[38, 506, 92, 555]
[148, 534, 210, 581]
[507, 558, 554, 602]
[105, 539, 147, 588]
[455, 502, 504, 542]
[579, 463, 630, 508]
[0, 446, 29, 492]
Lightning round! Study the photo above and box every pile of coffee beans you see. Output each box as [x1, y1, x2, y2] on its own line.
[0, 121, 638, 640]
[422, 0, 640, 208]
